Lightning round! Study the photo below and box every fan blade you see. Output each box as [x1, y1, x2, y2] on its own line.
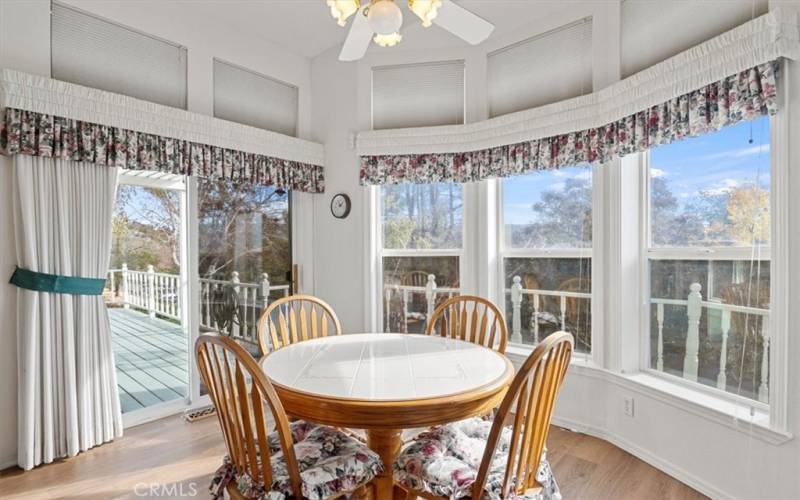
[433, 0, 494, 45]
[339, 7, 373, 61]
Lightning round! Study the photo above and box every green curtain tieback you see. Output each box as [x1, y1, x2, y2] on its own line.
[9, 266, 106, 295]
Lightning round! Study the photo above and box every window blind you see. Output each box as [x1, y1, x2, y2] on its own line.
[51, 2, 187, 109]
[213, 59, 299, 137]
[621, 0, 768, 78]
[488, 18, 592, 118]
[372, 60, 465, 130]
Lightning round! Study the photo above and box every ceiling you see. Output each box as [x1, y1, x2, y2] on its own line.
[206, 1, 587, 60]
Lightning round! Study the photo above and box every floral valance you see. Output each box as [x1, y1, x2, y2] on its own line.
[0, 107, 324, 192]
[360, 61, 778, 186]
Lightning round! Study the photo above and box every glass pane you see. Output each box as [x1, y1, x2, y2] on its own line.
[649, 259, 770, 402]
[197, 180, 292, 360]
[503, 165, 592, 249]
[106, 185, 186, 413]
[650, 117, 770, 247]
[382, 256, 459, 334]
[382, 183, 463, 249]
[503, 257, 592, 353]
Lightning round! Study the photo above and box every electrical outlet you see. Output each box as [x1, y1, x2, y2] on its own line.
[623, 396, 635, 417]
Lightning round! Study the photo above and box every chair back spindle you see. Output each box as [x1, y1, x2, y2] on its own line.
[426, 295, 508, 353]
[257, 294, 342, 355]
[474, 331, 573, 498]
[195, 335, 303, 498]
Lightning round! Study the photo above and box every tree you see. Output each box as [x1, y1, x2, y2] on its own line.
[511, 177, 592, 248]
[382, 183, 462, 249]
[111, 186, 181, 273]
[198, 180, 290, 284]
[650, 176, 705, 246]
[727, 185, 770, 245]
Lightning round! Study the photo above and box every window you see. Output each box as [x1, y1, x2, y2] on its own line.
[500, 166, 593, 354]
[645, 117, 771, 404]
[380, 183, 463, 333]
[213, 59, 299, 136]
[197, 181, 292, 359]
[488, 18, 592, 117]
[51, 2, 187, 108]
[371, 60, 465, 130]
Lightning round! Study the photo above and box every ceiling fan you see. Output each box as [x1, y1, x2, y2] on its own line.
[326, 0, 495, 61]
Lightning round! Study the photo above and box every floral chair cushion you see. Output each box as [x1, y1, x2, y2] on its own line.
[393, 417, 561, 500]
[210, 421, 383, 500]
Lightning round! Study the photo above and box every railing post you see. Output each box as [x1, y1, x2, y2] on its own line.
[716, 310, 731, 390]
[260, 273, 271, 309]
[384, 286, 392, 332]
[425, 274, 437, 329]
[656, 302, 665, 371]
[759, 315, 770, 403]
[231, 271, 241, 339]
[146, 265, 156, 318]
[402, 287, 410, 332]
[511, 276, 523, 344]
[532, 293, 540, 343]
[683, 283, 702, 382]
[121, 263, 129, 309]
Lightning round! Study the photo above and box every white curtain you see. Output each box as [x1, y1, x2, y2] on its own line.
[12, 155, 122, 470]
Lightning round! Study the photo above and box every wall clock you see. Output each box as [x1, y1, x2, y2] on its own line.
[331, 193, 352, 219]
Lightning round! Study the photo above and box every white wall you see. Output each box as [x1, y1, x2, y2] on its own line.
[309, 1, 800, 499]
[0, 0, 314, 468]
[309, 49, 365, 330]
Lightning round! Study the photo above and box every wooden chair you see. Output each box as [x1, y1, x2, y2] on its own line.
[394, 331, 574, 499]
[426, 295, 508, 354]
[195, 334, 379, 499]
[256, 294, 342, 355]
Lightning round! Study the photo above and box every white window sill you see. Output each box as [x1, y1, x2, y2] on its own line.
[503, 346, 793, 445]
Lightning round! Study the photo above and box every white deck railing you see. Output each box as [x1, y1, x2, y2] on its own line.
[506, 275, 592, 345]
[651, 283, 770, 402]
[200, 269, 290, 344]
[106, 264, 290, 344]
[107, 264, 181, 320]
[383, 274, 460, 332]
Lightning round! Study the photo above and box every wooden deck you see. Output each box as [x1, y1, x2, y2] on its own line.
[108, 308, 188, 413]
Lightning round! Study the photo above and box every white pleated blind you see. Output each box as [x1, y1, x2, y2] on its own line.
[621, 0, 768, 78]
[214, 59, 299, 137]
[372, 60, 465, 130]
[51, 2, 187, 109]
[488, 19, 592, 118]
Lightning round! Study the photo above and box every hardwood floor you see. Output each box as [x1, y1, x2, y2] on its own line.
[0, 414, 707, 500]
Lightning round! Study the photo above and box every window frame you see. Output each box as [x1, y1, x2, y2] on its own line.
[638, 113, 787, 428]
[495, 165, 602, 364]
[374, 183, 468, 333]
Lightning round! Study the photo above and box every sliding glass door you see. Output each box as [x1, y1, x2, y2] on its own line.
[196, 181, 293, 358]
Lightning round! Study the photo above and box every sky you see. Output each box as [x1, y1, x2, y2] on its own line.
[503, 116, 771, 225]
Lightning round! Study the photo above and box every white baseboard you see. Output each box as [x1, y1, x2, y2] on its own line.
[0, 454, 17, 471]
[552, 415, 733, 500]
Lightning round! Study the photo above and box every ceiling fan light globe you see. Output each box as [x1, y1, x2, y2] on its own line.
[367, 0, 403, 35]
[408, 0, 441, 27]
[327, 0, 360, 27]
[373, 32, 403, 47]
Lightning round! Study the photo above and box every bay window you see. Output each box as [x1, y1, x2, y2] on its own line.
[500, 166, 593, 354]
[645, 116, 772, 403]
[379, 183, 463, 333]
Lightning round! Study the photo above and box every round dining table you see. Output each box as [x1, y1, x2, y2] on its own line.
[260, 333, 515, 499]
